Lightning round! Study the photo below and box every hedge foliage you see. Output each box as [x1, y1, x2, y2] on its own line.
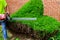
[0, 0, 60, 40]
[11, 16, 60, 33]
[10, 0, 44, 18]
[10, 0, 60, 39]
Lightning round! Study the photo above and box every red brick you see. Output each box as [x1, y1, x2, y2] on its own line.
[43, 0, 60, 21]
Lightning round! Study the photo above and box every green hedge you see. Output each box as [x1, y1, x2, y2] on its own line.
[10, 0, 60, 39]
[10, 0, 60, 32]
[10, 15, 60, 33]
[10, 0, 44, 18]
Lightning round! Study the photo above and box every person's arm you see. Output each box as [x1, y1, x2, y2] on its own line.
[5, 5, 10, 15]
[0, 0, 10, 20]
[5, 5, 10, 20]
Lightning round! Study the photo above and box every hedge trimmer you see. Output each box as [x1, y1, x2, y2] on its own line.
[0, 13, 37, 40]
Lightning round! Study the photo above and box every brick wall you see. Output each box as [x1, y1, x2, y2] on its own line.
[6, 0, 60, 21]
[43, 0, 60, 21]
[6, 0, 29, 14]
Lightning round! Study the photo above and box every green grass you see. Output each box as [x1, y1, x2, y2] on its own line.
[0, 26, 4, 40]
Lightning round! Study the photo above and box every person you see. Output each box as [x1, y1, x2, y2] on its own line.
[0, 0, 9, 40]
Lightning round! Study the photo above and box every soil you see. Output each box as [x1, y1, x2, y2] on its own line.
[6, 21, 41, 40]
[6, 21, 58, 40]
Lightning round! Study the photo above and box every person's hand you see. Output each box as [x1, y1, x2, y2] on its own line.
[0, 14, 6, 20]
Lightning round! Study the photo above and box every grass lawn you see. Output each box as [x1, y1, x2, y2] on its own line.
[0, 26, 4, 40]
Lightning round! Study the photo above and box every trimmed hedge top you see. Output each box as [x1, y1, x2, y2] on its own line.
[11, 0, 44, 18]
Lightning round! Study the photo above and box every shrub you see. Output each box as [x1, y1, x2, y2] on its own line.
[11, 15, 60, 33]
[10, 0, 60, 39]
[10, 0, 44, 18]
[10, 0, 60, 33]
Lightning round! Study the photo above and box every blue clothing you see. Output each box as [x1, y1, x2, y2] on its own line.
[0, 20, 7, 40]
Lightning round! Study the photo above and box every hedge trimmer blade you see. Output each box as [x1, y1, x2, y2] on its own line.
[11, 18, 37, 20]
